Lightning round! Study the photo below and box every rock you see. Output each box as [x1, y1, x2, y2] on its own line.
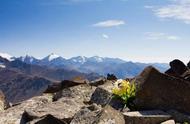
[20, 84, 97, 123]
[167, 110, 190, 123]
[70, 104, 101, 124]
[123, 110, 171, 124]
[90, 82, 125, 110]
[0, 94, 53, 124]
[165, 59, 188, 77]
[97, 105, 125, 124]
[89, 77, 106, 86]
[0, 90, 9, 111]
[53, 84, 96, 102]
[135, 66, 190, 114]
[27, 114, 67, 124]
[160, 120, 175, 124]
[107, 73, 117, 80]
[90, 87, 112, 106]
[44, 80, 85, 93]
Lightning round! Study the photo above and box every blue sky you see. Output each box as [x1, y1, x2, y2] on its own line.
[0, 0, 190, 63]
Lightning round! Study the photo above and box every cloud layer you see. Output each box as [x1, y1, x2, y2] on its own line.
[146, 0, 190, 24]
[93, 20, 125, 28]
[145, 32, 180, 40]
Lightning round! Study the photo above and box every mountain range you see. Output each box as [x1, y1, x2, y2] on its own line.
[15, 53, 169, 78]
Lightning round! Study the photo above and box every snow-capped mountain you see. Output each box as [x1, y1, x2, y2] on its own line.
[69, 56, 87, 64]
[42, 53, 61, 62]
[0, 52, 14, 61]
[88, 56, 104, 63]
[0, 52, 169, 78]
[17, 55, 39, 64]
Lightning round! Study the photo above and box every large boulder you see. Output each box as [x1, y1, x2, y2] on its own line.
[165, 59, 188, 77]
[135, 66, 190, 114]
[0, 90, 9, 111]
[90, 87, 124, 110]
[123, 110, 171, 124]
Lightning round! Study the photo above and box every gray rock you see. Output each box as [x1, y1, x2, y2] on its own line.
[123, 110, 171, 124]
[135, 66, 190, 114]
[97, 105, 125, 124]
[70, 104, 101, 124]
[22, 84, 97, 123]
[90, 87, 112, 106]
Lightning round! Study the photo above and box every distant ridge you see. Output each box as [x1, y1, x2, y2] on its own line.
[0, 52, 169, 78]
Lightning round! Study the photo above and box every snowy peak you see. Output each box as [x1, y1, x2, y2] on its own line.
[70, 56, 87, 64]
[19, 55, 37, 63]
[43, 53, 60, 61]
[0, 52, 13, 61]
[89, 56, 104, 62]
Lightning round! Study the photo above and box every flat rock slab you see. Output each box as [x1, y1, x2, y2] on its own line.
[123, 110, 171, 124]
[161, 120, 175, 124]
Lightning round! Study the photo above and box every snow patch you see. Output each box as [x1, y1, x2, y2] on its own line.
[48, 53, 60, 61]
[0, 52, 13, 61]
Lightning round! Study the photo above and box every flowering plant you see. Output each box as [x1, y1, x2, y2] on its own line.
[112, 79, 136, 107]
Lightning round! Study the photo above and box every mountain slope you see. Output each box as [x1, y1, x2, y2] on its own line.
[0, 68, 52, 103]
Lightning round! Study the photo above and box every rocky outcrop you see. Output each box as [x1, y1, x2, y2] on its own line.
[165, 59, 188, 76]
[135, 66, 190, 114]
[0, 90, 9, 111]
[107, 73, 117, 80]
[165, 59, 190, 81]
[2, 60, 190, 124]
[0, 94, 53, 124]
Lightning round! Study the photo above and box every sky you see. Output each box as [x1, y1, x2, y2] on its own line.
[0, 0, 190, 63]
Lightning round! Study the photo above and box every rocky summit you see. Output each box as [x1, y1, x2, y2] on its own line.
[1, 59, 190, 124]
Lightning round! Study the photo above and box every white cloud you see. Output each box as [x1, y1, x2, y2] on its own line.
[102, 34, 109, 39]
[144, 5, 154, 9]
[146, 0, 190, 24]
[167, 35, 180, 40]
[145, 32, 180, 40]
[93, 20, 125, 28]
